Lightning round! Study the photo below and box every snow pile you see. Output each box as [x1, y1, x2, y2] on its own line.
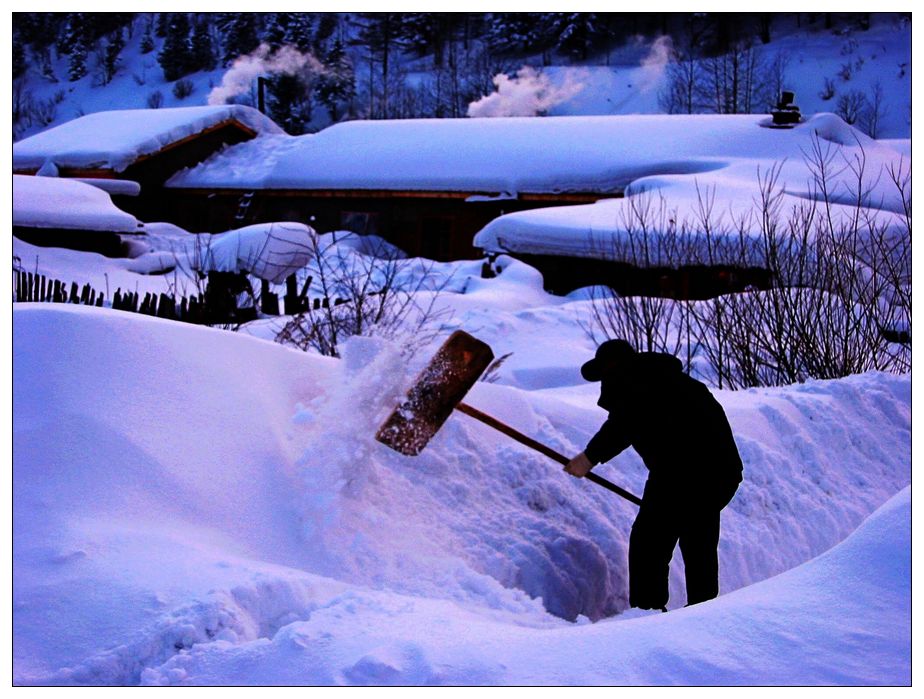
[194, 222, 316, 284]
[473, 113, 909, 263]
[12, 105, 282, 174]
[12, 304, 910, 685]
[141, 486, 913, 686]
[13, 174, 143, 233]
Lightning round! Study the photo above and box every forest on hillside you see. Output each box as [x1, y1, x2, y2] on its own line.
[13, 12, 905, 137]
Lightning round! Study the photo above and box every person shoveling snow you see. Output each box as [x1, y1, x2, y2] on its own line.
[565, 339, 743, 611]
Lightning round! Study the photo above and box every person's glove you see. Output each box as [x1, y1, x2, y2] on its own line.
[564, 452, 593, 478]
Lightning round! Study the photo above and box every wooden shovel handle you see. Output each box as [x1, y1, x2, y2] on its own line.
[455, 402, 643, 506]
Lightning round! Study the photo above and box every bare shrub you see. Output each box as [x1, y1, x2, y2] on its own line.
[147, 90, 164, 109]
[173, 78, 195, 100]
[836, 90, 867, 125]
[584, 142, 911, 389]
[582, 191, 698, 369]
[859, 80, 887, 139]
[819, 77, 836, 101]
[659, 41, 780, 116]
[275, 234, 452, 359]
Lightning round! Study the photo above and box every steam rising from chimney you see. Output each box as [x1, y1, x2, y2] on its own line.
[467, 66, 586, 118]
[208, 43, 325, 106]
[638, 36, 673, 93]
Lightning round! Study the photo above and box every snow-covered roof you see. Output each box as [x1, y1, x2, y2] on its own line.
[13, 174, 143, 233]
[168, 113, 845, 194]
[472, 114, 910, 262]
[12, 105, 283, 174]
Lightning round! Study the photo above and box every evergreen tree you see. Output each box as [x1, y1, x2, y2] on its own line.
[550, 13, 604, 61]
[283, 13, 314, 54]
[15, 13, 66, 54]
[190, 17, 216, 71]
[399, 13, 437, 57]
[264, 12, 290, 51]
[488, 13, 557, 55]
[315, 35, 355, 121]
[13, 32, 26, 78]
[102, 28, 125, 84]
[314, 13, 339, 52]
[155, 12, 170, 38]
[158, 12, 193, 81]
[267, 72, 313, 134]
[399, 13, 458, 66]
[65, 13, 89, 81]
[218, 13, 261, 65]
[82, 13, 134, 44]
[140, 20, 155, 54]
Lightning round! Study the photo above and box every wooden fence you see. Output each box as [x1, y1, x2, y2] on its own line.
[13, 268, 352, 326]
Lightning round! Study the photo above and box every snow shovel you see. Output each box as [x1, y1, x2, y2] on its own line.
[375, 330, 642, 506]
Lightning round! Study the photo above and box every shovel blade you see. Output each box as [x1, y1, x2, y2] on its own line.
[376, 330, 494, 456]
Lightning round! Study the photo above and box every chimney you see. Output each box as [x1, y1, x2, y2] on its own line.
[771, 90, 801, 126]
[257, 76, 268, 114]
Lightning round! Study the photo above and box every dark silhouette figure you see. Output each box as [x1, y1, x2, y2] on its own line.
[565, 339, 743, 611]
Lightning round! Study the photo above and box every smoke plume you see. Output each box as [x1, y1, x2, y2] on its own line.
[638, 36, 674, 93]
[467, 66, 586, 118]
[208, 43, 325, 106]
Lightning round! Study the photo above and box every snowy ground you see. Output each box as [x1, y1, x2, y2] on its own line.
[10, 16, 914, 677]
[11, 230, 911, 685]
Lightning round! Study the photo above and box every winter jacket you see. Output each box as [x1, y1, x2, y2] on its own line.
[584, 352, 743, 509]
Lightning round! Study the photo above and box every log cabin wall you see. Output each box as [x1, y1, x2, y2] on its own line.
[154, 188, 609, 262]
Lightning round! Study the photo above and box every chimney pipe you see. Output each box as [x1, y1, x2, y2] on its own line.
[257, 76, 268, 114]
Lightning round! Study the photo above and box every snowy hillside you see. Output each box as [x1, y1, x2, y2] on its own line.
[13, 303, 910, 685]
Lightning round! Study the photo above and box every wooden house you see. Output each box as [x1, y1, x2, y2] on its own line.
[160, 116, 636, 263]
[18, 109, 897, 299]
[12, 105, 282, 224]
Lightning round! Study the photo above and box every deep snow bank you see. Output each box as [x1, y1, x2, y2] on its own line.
[13, 305, 910, 684]
[138, 486, 911, 686]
